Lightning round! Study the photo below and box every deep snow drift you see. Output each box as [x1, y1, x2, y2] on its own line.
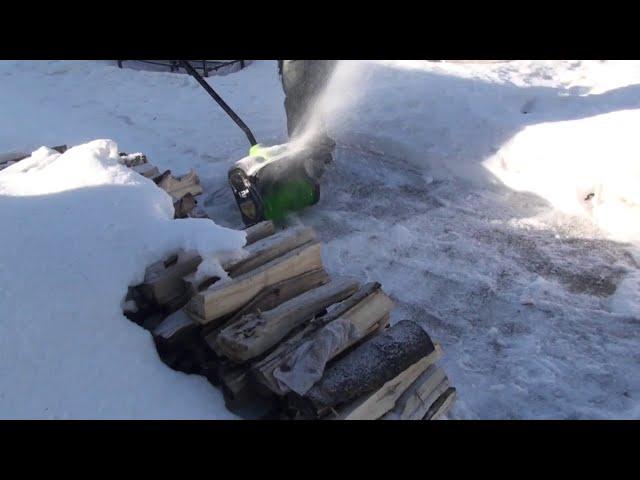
[1, 60, 639, 419]
[0, 140, 245, 419]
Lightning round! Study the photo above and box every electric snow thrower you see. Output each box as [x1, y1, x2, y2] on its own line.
[179, 60, 325, 227]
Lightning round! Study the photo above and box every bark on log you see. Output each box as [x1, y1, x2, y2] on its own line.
[215, 277, 360, 363]
[157, 169, 203, 200]
[423, 387, 457, 420]
[336, 345, 443, 420]
[244, 221, 276, 245]
[152, 309, 199, 351]
[173, 193, 197, 218]
[380, 365, 448, 420]
[251, 283, 393, 396]
[293, 320, 436, 417]
[139, 251, 202, 306]
[186, 242, 323, 325]
[203, 269, 330, 354]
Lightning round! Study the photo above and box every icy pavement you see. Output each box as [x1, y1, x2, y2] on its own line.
[0, 60, 639, 419]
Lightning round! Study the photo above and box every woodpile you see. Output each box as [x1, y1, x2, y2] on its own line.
[118, 152, 207, 219]
[127, 215, 457, 420]
[7, 145, 457, 420]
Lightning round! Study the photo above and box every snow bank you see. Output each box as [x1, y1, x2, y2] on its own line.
[485, 110, 640, 244]
[0, 139, 245, 418]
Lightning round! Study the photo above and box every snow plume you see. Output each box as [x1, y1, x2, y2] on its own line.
[0, 139, 245, 418]
[288, 61, 368, 151]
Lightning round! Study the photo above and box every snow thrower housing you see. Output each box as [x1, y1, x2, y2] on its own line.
[229, 144, 321, 226]
[177, 60, 325, 227]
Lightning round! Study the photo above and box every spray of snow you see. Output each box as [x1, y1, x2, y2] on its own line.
[288, 61, 369, 151]
[0, 139, 246, 419]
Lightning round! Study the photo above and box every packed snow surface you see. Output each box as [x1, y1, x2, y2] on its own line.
[1, 60, 639, 419]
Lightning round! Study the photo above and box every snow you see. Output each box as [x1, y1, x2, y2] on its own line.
[0, 139, 245, 419]
[1, 60, 639, 419]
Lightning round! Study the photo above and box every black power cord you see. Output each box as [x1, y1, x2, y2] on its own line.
[178, 60, 258, 147]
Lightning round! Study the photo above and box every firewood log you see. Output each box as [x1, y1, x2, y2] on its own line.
[381, 365, 449, 420]
[244, 220, 276, 245]
[203, 269, 330, 354]
[156, 169, 203, 200]
[223, 226, 317, 277]
[139, 251, 202, 306]
[423, 387, 457, 420]
[173, 193, 197, 219]
[335, 344, 443, 420]
[289, 320, 437, 418]
[215, 277, 360, 363]
[251, 282, 393, 396]
[132, 163, 160, 179]
[186, 242, 323, 326]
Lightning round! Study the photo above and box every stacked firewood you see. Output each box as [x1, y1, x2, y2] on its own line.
[118, 152, 208, 219]
[128, 220, 457, 420]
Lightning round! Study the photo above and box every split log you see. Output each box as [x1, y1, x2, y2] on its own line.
[244, 220, 276, 245]
[251, 283, 394, 396]
[157, 169, 203, 200]
[151, 310, 214, 375]
[218, 361, 252, 405]
[423, 387, 457, 420]
[290, 320, 437, 418]
[139, 251, 202, 306]
[203, 268, 330, 354]
[215, 277, 360, 363]
[152, 309, 199, 352]
[335, 344, 443, 420]
[186, 241, 323, 325]
[381, 365, 449, 420]
[173, 193, 197, 219]
[223, 226, 317, 277]
[132, 163, 160, 179]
